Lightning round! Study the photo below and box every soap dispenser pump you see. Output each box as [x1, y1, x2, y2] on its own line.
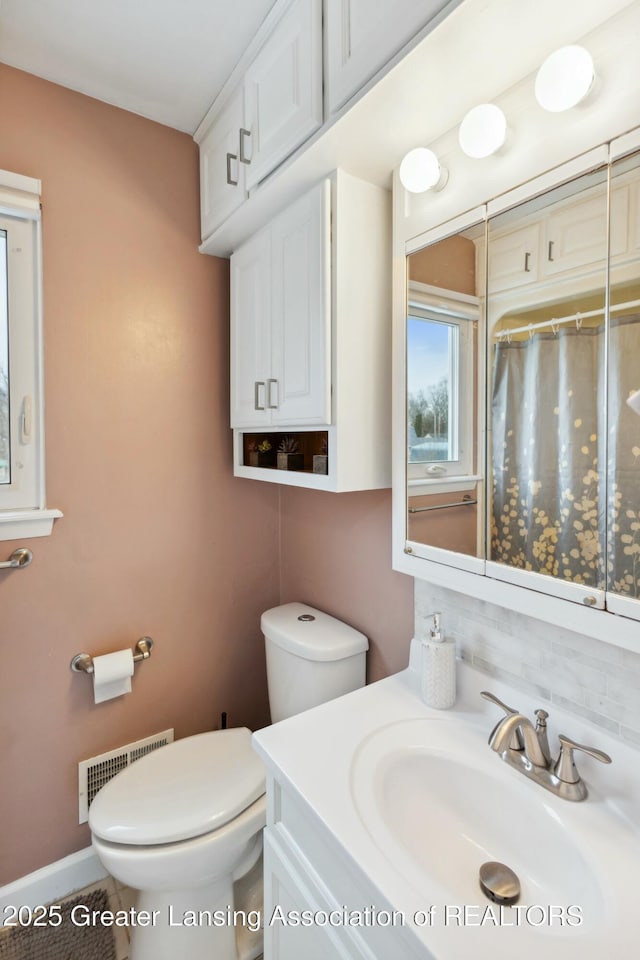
[421, 612, 456, 709]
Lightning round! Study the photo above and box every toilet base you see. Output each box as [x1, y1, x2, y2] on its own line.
[128, 854, 263, 960]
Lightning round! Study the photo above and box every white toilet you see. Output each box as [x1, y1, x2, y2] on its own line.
[89, 602, 368, 960]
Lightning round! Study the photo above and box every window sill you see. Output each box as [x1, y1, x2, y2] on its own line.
[0, 508, 63, 541]
[408, 475, 482, 497]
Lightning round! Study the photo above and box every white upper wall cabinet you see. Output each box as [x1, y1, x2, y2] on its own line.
[199, 87, 246, 242]
[243, 0, 323, 191]
[197, 0, 322, 241]
[232, 170, 391, 492]
[323, 0, 452, 116]
[230, 180, 330, 430]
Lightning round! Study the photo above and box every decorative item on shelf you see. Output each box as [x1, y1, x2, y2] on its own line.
[248, 438, 276, 468]
[277, 436, 305, 471]
[313, 436, 329, 475]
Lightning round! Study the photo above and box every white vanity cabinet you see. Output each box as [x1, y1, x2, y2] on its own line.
[197, 0, 323, 240]
[323, 0, 454, 116]
[230, 180, 330, 429]
[261, 776, 424, 960]
[231, 169, 391, 492]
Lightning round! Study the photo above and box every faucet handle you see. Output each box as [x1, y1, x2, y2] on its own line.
[481, 691, 524, 750]
[534, 709, 551, 765]
[554, 734, 612, 785]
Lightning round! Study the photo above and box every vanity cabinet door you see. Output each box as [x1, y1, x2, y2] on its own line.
[263, 829, 371, 960]
[230, 229, 272, 428]
[243, 0, 322, 191]
[199, 87, 247, 241]
[323, 0, 452, 115]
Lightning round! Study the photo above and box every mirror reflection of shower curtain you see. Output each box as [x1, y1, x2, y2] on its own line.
[491, 326, 606, 589]
[608, 313, 640, 599]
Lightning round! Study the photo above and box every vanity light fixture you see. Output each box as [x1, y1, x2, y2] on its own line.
[399, 147, 448, 193]
[458, 104, 507, 159]
[534, 45, 596, 112]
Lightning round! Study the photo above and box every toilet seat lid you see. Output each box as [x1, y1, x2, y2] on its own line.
[88, 728, 265, 845]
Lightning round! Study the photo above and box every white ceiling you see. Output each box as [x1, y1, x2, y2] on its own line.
[0, 0, 276, 133]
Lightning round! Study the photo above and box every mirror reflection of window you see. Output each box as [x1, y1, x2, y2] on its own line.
[408, 313, 457, 465]
[405, 224, 484, 559]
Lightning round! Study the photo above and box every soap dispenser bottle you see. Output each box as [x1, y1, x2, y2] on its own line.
[421, 612, 456, 709]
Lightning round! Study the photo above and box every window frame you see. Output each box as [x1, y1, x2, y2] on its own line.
[406, 281, 479, 493]
[0, 169, 61, 539]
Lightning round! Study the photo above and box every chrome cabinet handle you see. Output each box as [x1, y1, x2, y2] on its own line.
[226, 152, 238, 186]
[267, 379, 279, 409]
[254, 381, 266, 411]
[554, 734, 612, 784]
[548, 240, 555, 262]
[524, 251, 532, 272]
[239, 128, 252, 165]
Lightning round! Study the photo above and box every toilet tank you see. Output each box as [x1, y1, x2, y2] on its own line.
[262, 603, 368, 723]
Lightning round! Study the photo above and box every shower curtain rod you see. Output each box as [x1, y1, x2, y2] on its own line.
[496, 297, 640, 341]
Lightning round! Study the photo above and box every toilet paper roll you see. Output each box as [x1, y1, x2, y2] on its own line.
[93, 649, 135, 704]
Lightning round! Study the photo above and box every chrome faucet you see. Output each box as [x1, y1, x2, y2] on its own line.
[488, 710, 548, 768]
[481, 691, 611, 801]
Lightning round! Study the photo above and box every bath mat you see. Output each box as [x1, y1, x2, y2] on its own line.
[0, 887, 117, 960]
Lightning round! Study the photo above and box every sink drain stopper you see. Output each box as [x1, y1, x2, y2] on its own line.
[479, 861, 521, 905]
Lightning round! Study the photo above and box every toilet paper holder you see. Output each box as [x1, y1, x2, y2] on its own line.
[70, 637, 154, 675]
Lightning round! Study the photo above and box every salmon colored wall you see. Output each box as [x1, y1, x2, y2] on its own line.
[0, 65, 413, 887]
[0, 65, 280, 885]
[278, 488, 414, 682]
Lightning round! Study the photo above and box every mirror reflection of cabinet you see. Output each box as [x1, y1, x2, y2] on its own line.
[398, 139, 640, 627]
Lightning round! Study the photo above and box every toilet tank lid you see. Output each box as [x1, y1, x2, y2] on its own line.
[88, 728, 265, 845]
[261, 603, 368, 661]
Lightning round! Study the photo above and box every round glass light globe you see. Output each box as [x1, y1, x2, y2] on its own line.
[399, 148, 442, 193]
[535, 45, 595, 113]
[458, 104, 507, 159]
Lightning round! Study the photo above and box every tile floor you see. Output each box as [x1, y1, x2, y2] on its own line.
[71, 877, 135, 960]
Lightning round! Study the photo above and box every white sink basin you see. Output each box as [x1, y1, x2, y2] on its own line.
[351, 715, 637, 947]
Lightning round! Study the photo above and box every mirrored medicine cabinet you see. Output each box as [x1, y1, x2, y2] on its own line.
[396, 140, 640, 635]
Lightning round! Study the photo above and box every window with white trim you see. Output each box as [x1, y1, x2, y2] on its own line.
[407, 282, 478, 485]
[0, 170, 60, 539]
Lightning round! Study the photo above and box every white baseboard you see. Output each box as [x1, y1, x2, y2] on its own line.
[0, 847, 108, 922]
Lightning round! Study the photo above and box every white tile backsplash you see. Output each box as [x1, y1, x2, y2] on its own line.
[414, 580, 640, 747]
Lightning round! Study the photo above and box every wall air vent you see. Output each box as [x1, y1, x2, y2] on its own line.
[78, 729, 174, 823]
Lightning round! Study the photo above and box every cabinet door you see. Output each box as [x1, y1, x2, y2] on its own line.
[543, 191, 608, 278]
[243, 0, 322, 191]
[324, 0, 451, 115]
[199, 87, 246, 241]
[487, 222, 540, 291]
[230, 229, 272, 428]
[263, 831, 358, 960]
[270, 180, 331, 425]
